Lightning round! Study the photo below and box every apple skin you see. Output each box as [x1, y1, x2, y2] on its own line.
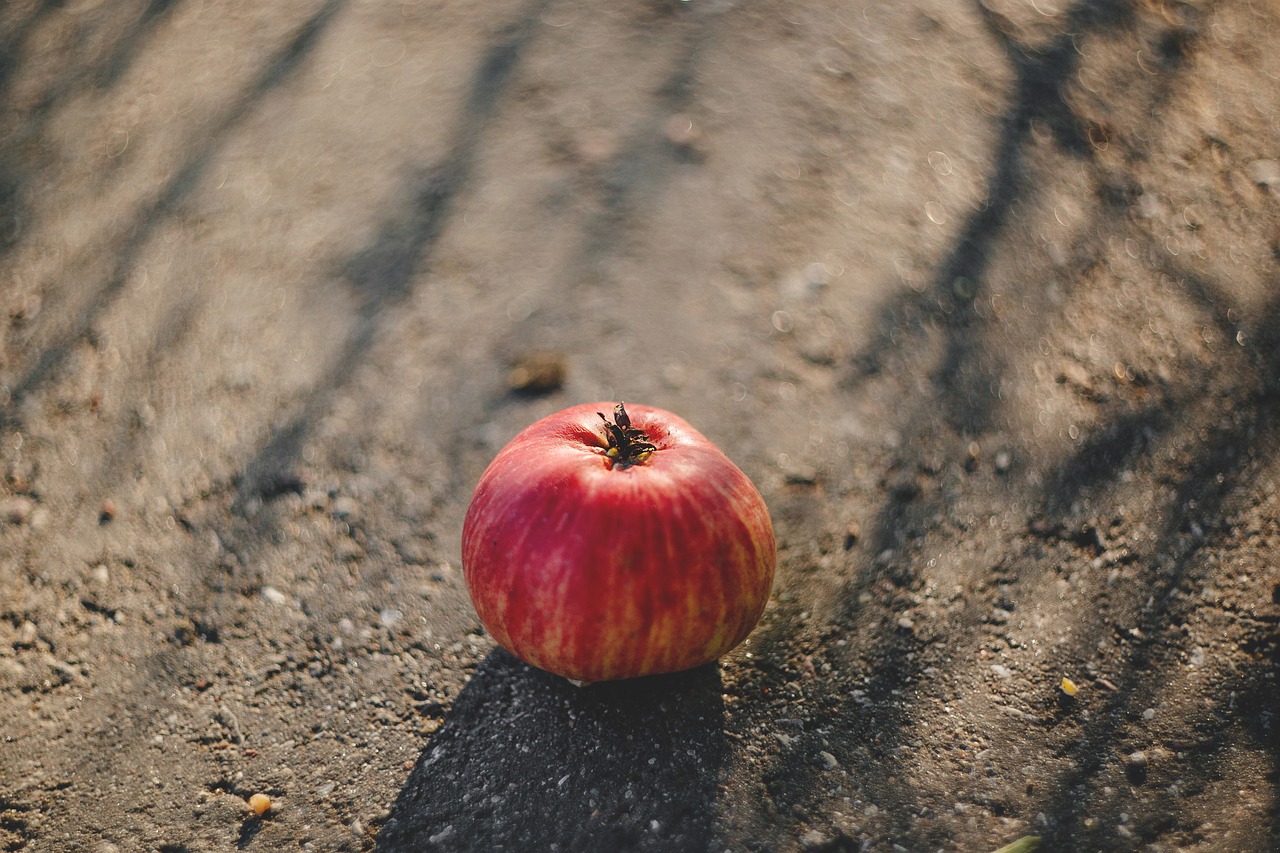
[462, 402, 776, 683]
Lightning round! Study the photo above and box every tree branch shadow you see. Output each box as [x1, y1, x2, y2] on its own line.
[1027, 268, 1280, 848]
[0, 0, 187, 266]
[736, 0, 1280, 847]
[0, 0, 346, 433]
[849, 0, 1135, 435]
[228, 0, 548, 524]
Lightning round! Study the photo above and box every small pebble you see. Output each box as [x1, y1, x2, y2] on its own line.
[15, 620, 38, 647]
[1, 496, 35, 525]
[260, 586, 289, 607]
[819, 750, 839, 770]
[330, 496, 361, 522]
[335, 539, 364, 562]
[991, 664, 1013, 679]
[507, 351, 566, 395]
[800, 829, 833, 848]
[1247, 159, 1280, 189]
[1125, 750, 1148, 784]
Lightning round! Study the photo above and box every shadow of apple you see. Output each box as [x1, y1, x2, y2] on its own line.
[377, 649, 727, 851]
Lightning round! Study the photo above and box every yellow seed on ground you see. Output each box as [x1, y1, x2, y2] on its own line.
[1061, 676, 1079, 696]
[248, 793, 272, 815]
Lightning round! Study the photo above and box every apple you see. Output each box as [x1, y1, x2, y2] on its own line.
[462, 402, 776, 683]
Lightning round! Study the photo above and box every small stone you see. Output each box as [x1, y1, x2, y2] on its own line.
[1, 495, 35, 525]
[1125, 750, 1148, 784]
[335, 539, 364, 562]
[1058, 362, 1093, 393]
[261, 586, 289, 607]
[991, 664, 1013, 679]
[1002, 706, 1040, 723]
[1133, 192, 1167, 219]
[330, 496, 360, 522]
[994, 450, 1012, 474]
[247, 793, 272, 815]
[507, 351, 567, 395]
[15, 620, 38, 647]
[1188, 647, 1205, 667]
[818, 750, 839, 770]
[784, 466, 819, 487]
[800, 829, 833, 848]
[1246, 159, 1280, 189]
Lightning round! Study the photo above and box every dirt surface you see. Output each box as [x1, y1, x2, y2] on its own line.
[2, 0, 1279, 850]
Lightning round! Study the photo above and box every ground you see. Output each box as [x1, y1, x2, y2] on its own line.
[1, 0, 1278, 851]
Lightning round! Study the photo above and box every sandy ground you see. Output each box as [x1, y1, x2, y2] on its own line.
[1, 0, 1278, 850]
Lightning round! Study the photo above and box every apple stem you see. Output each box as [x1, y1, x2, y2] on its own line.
[598, 402, 657, 468]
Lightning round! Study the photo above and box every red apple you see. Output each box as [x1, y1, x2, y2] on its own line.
[462, 402, 776, 683]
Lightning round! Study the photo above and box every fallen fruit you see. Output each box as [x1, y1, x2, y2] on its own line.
[462, 402, 776, 683]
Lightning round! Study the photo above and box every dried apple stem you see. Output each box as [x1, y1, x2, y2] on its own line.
[598, 402, 657, 469]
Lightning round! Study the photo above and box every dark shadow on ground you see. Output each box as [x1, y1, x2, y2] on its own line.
[1028, 276, 1280, 849]
[738, 0, 1280, 847]
[741, 0, 1144, 839]
[847, 0, 1134, 435]
[378, 650, 727, 852]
